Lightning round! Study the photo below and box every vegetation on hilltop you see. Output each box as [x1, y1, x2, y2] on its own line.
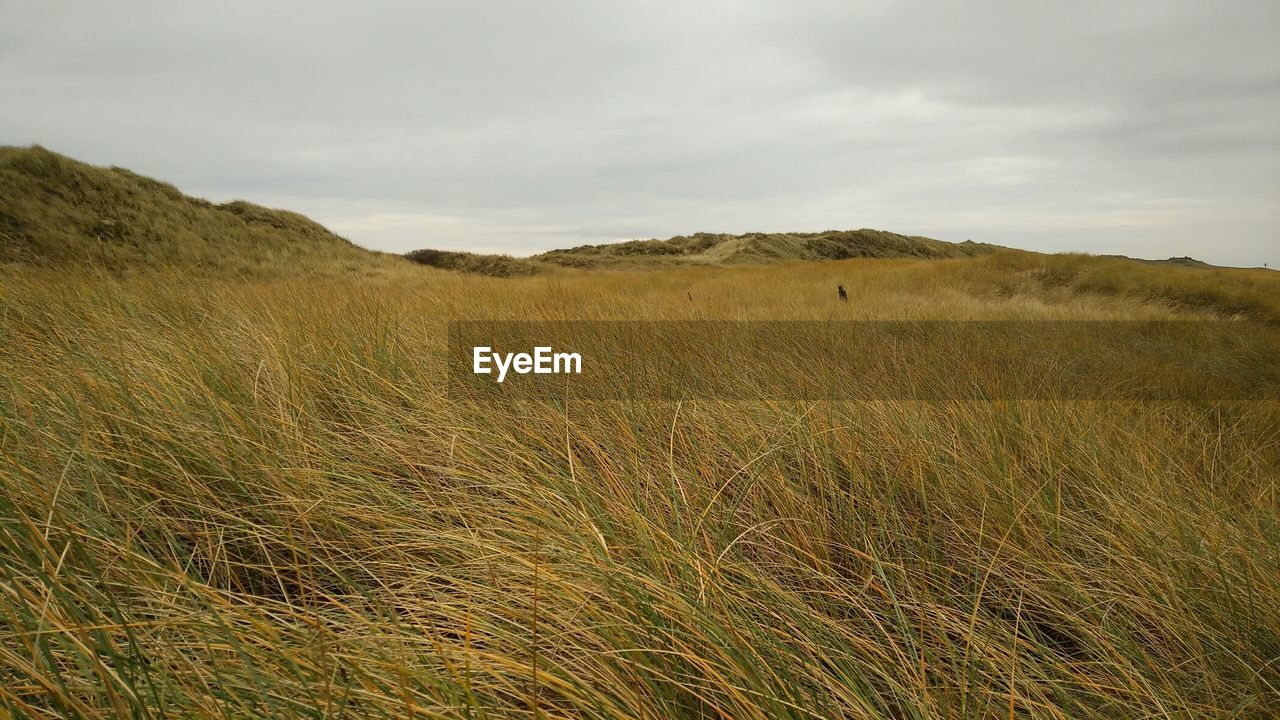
[405, 247, 541, 276]
[0, 145, 403, 276]
[403, 229, 1000, 277]
[534, 229, 1000, 269]
[1134, 255, 1217, 269]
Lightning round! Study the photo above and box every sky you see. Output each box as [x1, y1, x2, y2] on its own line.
[2, 0, 1277, 267]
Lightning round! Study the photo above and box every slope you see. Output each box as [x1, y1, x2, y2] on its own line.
[0, 145, 398, 276]
[532, 229, 1001, 269]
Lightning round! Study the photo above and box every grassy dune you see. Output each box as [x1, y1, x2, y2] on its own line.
[404, 229, 1002, 276]
[0, 146, 403, 277]
[2, 253, 1278, 718]
[530, 230, 999, 270]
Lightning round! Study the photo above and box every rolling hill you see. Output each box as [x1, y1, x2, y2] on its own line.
[0, 145, 399, 276]
[2, 146, 1006, 279]
[5, 146, 1272, 326]
[405, 230, 1004, 275]
[536, 229, 1000, 267]
[9, 146, 1241, 287]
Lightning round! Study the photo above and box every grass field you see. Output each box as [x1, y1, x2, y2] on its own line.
[2, 250, 1279, 719]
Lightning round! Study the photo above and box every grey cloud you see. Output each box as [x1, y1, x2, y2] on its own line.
[1, 0, 1276, 265]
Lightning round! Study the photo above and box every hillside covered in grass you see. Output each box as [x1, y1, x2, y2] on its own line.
[0, 145, 400, 276]
[535, 229, 1001, 268]
[406, 229, 1003, 275]
[404, 247, 542, 276]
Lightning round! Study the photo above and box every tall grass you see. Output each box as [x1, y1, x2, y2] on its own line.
[1, 256, 1278, 718]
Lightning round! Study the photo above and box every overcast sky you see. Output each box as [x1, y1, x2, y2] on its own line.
[2, 1, 1277, 266]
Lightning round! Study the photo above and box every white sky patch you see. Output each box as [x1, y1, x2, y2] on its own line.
[963, 156, 1052, 186]
[324, 212, 581, 256]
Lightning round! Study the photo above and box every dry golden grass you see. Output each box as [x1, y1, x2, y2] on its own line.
[1, 253, 1278, 718]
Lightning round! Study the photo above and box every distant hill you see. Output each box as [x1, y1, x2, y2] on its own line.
[536, 230, 1001, 268]
[8, 146, 1256, 286]
[1138, 256, 1217, 269]
[406, 229, 1003, 275]
[403, 248, 540, 277]
[1099, 254, 1218, 269]
[0, 145, 396, 276]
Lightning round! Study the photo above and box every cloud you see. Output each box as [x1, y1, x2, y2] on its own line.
[2, 0, 1276, 265]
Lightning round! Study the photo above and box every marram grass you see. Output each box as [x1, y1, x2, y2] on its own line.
[1, 255, 1278, 718]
